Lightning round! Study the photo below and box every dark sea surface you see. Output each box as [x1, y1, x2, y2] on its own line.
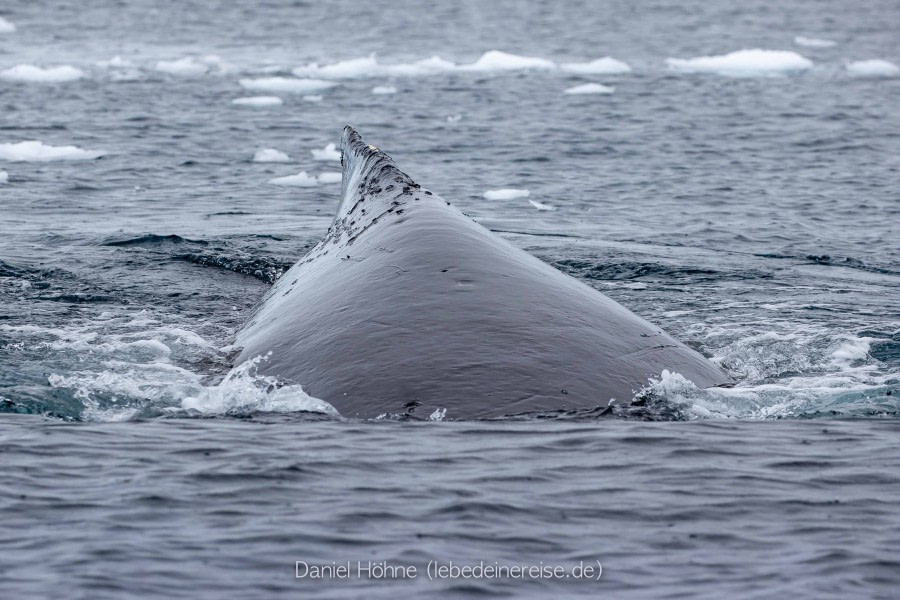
[1, 0, 898, 597]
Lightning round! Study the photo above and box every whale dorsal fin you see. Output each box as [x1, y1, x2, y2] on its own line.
[338, 126, 416, 221]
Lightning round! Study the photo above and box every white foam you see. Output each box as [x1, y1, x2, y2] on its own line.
[846, 59, 899, 78]
[0, 64, 85, 83]
[372, 85, 397, 94]
[564, 83, 614, 95]
[269, 171, 317, 187]
[303, 95, 323, 102]
[311, 142, 340, 161]
[253, 148, 290, 163]
[232, 95, 283, 106]
[0, 141, 105, 162]
[292, 54, 456, 79]
[155, 57, 209, 76]
[561, 57, 631, 74]
[460, 50, 555, 72]
[794, 36, 837, 48]
[429, 408, 447, 421]
[528, 199, 555, 211]
[239, 77, 337, 94]
[665, 49, 813, 77]
[484, 188, 530, 200]
[0, 16, 15, 33]
[317, 172, 342, 184]
[0, 170, 8, 184]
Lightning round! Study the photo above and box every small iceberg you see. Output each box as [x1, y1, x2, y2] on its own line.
[0, 64, 85, 83]
[303, 95, 323, 102]
[269, 171, 317, 187]
[239, 77, 337, 94]
[292, 54, 455, 79]
[564, 83, 614, 95]
[665, 49, 813, 77]
[155, 57, 209, 76]
[460, 51, 555, 72]
[311, 143, 340, 161]
[0, 170, 8, 184]
[0, 141, 105, 162]
[561, 57, 631, 74]
[317, 172, 342, 184]
[372, 85, 397, 94]
[253, 148, 290, 163]
[846, 59, 899, 78]
[794, 36, 837, 48]
[484, 188, 530, 200]
[97, 56, 134, 68]
[232, 96, 283, 107]
[0, 16, 15, 33]
[529, 199, 555, 211]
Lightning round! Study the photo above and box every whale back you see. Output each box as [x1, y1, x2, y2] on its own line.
[234, 127, 730, 419]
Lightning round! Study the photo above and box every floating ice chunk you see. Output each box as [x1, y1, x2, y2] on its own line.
[155, 57, 209, 76]
[564, 83, 614, 94]
[0, 170, 8, 184]
[269, 171, 317, 187]
[239, 77, 337, 93]
[561, 57, 631, 74]
[0, 64, 85, 83]
[484, 188, 530, 200]
[0, 141, 105, 162]
[461, 51, 556, 72]
[372, 85, 397, 94]
[665, 49, 813, 77]
[97, 55, 133, 68]
[317, 172, 342, 184]
[303, 95, 323, 102]
[311, 143, 340, 161]
[846, 59, 899, 78]
[446, 114, 462, 123]
[292, 54, 456, 79]
[0, 16, 15, 33]
[794, 36, 837, 48]
[384, 56, 456, 76]
[232, 95, 283, 106]
[253, 148, 290, 163]
[528, 199, 555, 211]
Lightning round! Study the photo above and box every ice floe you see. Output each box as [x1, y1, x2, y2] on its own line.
[155, 57, 209, 76]
[561, 57, 631, 74]
[311, 143, 340, 161]
[665, 49, 813, 77]
[846, 59, 899, 78]
[794, 36, 837, 48]
[232, 96, 283, 106]
[269, 171, 317, 187]
[0, 170, 8, 184]
[446, 115, 462, 123]
[460, 50, 555, 71]
[239, 77, 337, 94]
[303, 95, 323, 102]
[96, 55, 134, 68]
[372, 85, 397, 94]
[0, 64, 85, 83]
[0, 16, 15, 33]
[0, 141, 105, 162]
[484, 188, 530, 200]
[564, 83, 614, 95]
[253, 148, 290, 163]
[528, 199, 555, 211]
[317, 172, 342, 184]
[292, 54, 455, 79]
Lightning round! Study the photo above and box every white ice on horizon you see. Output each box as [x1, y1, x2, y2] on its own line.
[269, 171, 318, 187]
[665, 49, 813, 77]
[0, 17, 17, 33]
[529, 199, 555, 211]
[560, 57, 631, 74]
[794, 36, 837, 48]
[253, 148, 290, 163]
[372, 85, 397, 94]
[239, 77, 337, 94]
[0, 64, 85, 83]
[484, 188, 530, 200]
[460, 50, 555, 72]
[232, 96, 283, 106]
[317, 172, 342, 184]
[0, 141, 105, 162]
[846, 59, 899, 78]
[311, 143, 340, 161]
[96, 55, 134, 68]
[155, 57, 209, 76]
[564, 83, 615, 95]
[0, 170, 8, 184]
[292, 54, 455, 79]
[303, 95, 323, 102]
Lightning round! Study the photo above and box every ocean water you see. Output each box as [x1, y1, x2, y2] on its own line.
[1, 0, 899, 597]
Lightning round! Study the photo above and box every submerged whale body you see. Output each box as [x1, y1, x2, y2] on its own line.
[234, 127, 731, 419]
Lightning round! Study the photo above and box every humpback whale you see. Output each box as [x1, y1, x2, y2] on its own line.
[234, 127, 730, 419]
